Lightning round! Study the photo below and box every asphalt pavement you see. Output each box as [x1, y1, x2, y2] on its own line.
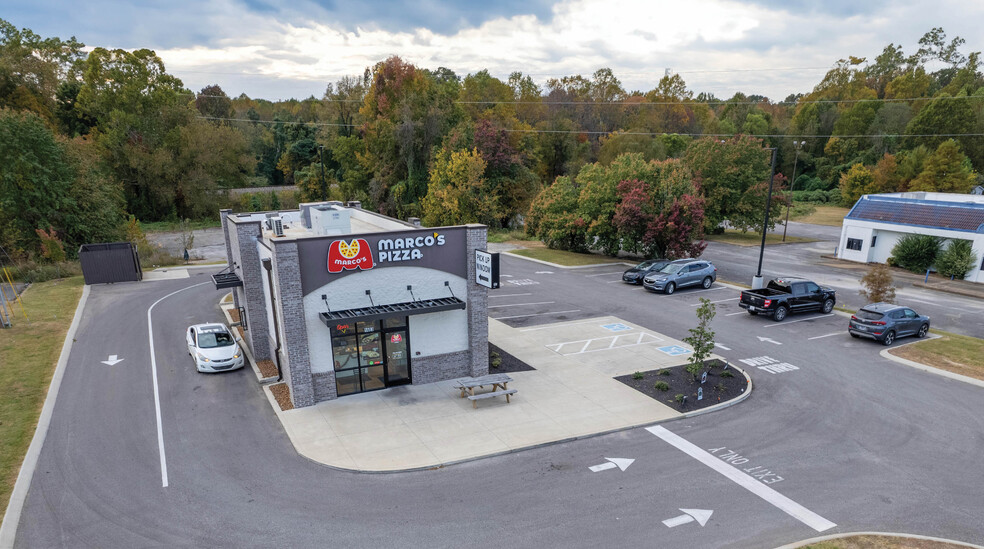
[11, 252, 984, 548]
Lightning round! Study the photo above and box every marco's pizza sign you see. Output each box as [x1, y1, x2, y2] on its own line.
[298, 227, 466, 295]
[326, 232, 448, 274]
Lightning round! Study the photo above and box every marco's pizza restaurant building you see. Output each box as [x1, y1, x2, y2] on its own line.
[218, 202, 491, 408]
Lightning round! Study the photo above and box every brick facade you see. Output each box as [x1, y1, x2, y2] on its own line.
[232, 218, 271, 361]
[465, 225, 490, 378]
[271, 240, 315, 408]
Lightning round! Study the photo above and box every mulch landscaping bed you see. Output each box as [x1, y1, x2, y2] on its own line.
[614, 359, 748, 413]
[489, 343, 535, 373]
[270, 383, 293, 411]
[256, 359, 278, 378]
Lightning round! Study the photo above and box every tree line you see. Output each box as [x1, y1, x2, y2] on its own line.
[1, 18, 982, 262]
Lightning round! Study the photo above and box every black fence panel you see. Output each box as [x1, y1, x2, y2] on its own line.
[79, 242, 142, 285]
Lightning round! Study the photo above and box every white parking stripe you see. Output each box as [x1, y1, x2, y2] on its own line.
[682, 285, 730, 294]
[518, 319, 605, 332]
[692, 298, 737, 306]
[808, 332, 843, 340]
[489, 293, 532, 298]
[487, 301, 555, 309]
[647, 426, 836, 532]
[494, 309, 581, 320]
[585, 271, 626, 277]
[725, 311, 747, 316]
[762, 314, 835, 328]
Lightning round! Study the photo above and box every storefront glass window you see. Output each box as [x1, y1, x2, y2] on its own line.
[359, 332, 382, 365]
[383, 317, 406, 329]
[332, 335, 358, 371]
[357, 320, 379, 334]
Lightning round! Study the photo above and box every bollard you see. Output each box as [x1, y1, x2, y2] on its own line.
[925, 268, 931, 283]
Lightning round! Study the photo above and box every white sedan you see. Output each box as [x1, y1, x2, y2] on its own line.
[186, 324, 244, 373]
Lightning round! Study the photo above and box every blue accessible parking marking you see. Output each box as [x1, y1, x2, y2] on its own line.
[657, 345, 692, 356]
[601, 323, 632, 332]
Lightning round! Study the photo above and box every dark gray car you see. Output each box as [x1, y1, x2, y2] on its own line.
[622, 259, 672, 284]
[848, 303, 931, 345]
[643, 259, 716, 294]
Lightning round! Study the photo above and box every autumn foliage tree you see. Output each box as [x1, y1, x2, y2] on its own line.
[420, 148, 500, 227]
[859, 263, 897, 303]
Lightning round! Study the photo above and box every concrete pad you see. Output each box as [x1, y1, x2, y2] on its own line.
[142, 269, 189, 281]
[263, 314, 741, 472]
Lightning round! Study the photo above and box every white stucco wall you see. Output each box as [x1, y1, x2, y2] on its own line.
[838, 218, 984, 282]
[256, 242, 279, 351]
[301, 267, 469, 374]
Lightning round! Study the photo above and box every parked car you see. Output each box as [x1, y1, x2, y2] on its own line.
[739, 277, 836, 321]
[643, 259, 716, 294]
[186, 323, 245, 373]
[848, 303, 930, 345]
[622, 258, 672, 284]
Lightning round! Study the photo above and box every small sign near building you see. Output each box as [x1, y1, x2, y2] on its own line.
[475, 250, 500, 289]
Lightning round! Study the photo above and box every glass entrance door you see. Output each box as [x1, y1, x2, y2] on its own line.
[383, 330, 410, 385]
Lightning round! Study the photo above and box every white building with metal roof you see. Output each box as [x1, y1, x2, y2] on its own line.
[837, 192, 984, 284]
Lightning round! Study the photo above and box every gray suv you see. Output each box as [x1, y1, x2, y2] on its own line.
[848, 303, 930, 345]
[643, 259, 717, 294]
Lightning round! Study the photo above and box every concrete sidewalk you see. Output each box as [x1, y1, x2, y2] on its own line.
[263, 316, 749, 472]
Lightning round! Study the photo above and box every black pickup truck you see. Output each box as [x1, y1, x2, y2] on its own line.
[739, 277, 836, 322]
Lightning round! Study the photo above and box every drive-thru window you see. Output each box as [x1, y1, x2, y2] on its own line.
[218, 201, 494, 408]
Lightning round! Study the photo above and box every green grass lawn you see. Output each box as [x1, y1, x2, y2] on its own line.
[0, 276, 84, 517]
[508, 248, 627, 266]
[787, 205, 850, 226]
[704, 229, 817, 247]
[890, 330, 984, 382]
[139, 218, 222, 233]
[487, 228, 533, 243]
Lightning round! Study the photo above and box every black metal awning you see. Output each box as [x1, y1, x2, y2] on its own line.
[319, 297, 466, 326]
[212, 271, 243, 289]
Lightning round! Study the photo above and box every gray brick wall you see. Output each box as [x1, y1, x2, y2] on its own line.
[232, 219, 271, 361]
[271, 240, 315, 408]
[312, 372, 336, 401]
[412, 350, 471, 384]
[465, 225, 490, 377]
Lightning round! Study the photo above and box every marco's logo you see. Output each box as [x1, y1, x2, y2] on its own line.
[327, 239, 374, 273]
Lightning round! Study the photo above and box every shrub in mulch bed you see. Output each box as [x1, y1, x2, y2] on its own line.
[270, 383, 293, 411]
[489, 343, 536, 373]
[256, 359, 278, 378]
[615, 359, 747, 413]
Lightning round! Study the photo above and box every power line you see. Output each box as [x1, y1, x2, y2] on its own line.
[186, 90, 984, 107]
[197, 116, 984, 139]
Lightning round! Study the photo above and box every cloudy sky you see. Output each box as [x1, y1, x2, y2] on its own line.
[6, 0, 984, 102]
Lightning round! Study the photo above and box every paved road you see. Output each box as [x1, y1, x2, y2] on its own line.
[13, 258, 984, 548]
[701, 237, 984, 339]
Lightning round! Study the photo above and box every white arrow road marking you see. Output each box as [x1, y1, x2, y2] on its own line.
[534, 271, 554, 274]
[663, 509, 713, 528]
[588, 457, 634, 472]
[499, 274, 514, 278]
[100, 354, 124, 366]
[714, 343, 732, 351]
[647, 426, 836, 532]
[757, 336, 782, 345]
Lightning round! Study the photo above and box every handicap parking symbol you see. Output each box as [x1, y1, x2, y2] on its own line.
[601, 323, 632, 332]
[657, 345, 692, 356]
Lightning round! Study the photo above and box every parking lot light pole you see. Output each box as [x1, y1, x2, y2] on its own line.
[782, 140, 805, 242]
[753, 147, 778, 290]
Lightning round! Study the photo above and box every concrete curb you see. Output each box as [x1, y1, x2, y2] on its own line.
[501, 251, 634, 270]
[0, 284, 91, 549]
[911, 280, 984, 300]
[220, 303, 278, 384]
[273, 363, 754, 474]
[776, 531, 984, 549]
[880, 338, 984, 389]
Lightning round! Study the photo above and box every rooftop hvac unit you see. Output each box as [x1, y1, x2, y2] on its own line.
[270, 216, 284, 237]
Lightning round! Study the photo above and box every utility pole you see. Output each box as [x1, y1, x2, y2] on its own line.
[318, 144, 327, 201]
[782, 141, 806, 242]
[753, 147, 778, 290]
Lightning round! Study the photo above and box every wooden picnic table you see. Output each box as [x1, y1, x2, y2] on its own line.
[454, 374, 516, 407]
